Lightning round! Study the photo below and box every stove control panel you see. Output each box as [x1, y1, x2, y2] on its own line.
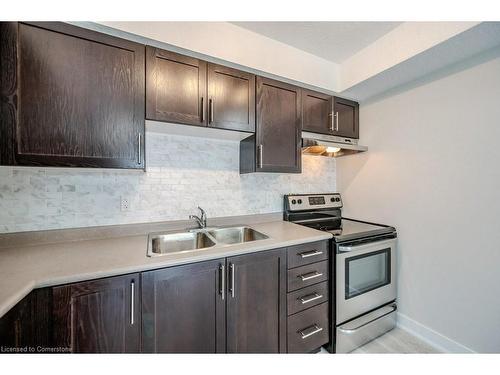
[285, 193, 342, 211]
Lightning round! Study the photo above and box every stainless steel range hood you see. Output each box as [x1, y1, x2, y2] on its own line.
[302, 131, 368, 158]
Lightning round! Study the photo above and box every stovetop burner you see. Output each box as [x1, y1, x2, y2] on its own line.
[283, 193, 396, 242]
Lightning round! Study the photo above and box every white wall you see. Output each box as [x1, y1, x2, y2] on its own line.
[93, 22, 340, 93]
[0, 132, 336, 233]
[337, 51, 500, 353]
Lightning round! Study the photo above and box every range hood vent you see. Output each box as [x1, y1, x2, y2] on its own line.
[302, 131, 367, 158]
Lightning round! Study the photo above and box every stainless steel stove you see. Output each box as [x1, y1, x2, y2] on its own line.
[284, 193, 398, 353]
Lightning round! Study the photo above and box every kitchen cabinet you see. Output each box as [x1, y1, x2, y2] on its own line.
[142, 249, 286, 353]
[286, 242, 330, 353]
[226, 249, 287, 353]
[141, 259, 226, 353]
[52, 273, 140, 353]
[0, 22, 145, 169]
[333, 96, 359, 139]
[0, 240, 327, 353]
[302, 89, 360, 139]
[207, 63, 255, 132]
[240, 77, 302, 173]
[0, 289, 52, 351]
[146, 47, 207, 126]
[302, 89, 334, 135]
[146, 47, 256, 133]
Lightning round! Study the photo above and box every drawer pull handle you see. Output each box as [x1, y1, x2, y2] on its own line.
[299, 250, 323, 258]
[299, 292, 323, 304]
[299, 324, 323, 339]
[298, 271, 323, 281]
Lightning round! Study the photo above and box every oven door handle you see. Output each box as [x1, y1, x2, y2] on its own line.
[338, 238, 396, 254]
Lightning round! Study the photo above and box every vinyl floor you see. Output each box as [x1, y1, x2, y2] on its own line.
[319, 328, 440, 354]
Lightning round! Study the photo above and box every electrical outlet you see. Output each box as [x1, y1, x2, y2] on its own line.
[120, 197, 130, 212]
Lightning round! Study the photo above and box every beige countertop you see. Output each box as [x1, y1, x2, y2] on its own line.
[0, 217, 331, 318]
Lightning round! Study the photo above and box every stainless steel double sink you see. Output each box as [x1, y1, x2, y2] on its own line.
[147, 226, 269, 257]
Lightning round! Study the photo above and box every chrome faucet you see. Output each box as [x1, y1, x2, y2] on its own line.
[189, 206, 207, 228]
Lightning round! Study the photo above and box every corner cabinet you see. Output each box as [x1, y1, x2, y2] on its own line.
[146, 47, 256, 133]
[240, 77, 302, 173]
[0, 22, 146, 169]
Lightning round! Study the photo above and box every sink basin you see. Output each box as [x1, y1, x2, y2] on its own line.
[148, 231, 215, 256]
[207, 226, 269, 245]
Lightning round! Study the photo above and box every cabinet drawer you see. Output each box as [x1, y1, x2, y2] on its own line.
[287, 302, 329, 353]
[287, 241, 328, 269]
[287, 261, 328, 292]
[287, 281, 328, 316]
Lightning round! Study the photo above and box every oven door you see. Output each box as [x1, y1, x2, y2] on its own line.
[336, 238, 397, 324]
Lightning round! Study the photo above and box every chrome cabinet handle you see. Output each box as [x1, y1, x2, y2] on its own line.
[137, 133, 142, 165]
[329, 112, 334, 131]
[229, 263, 235, 298]
[298, 271, 323, 281]
[200, 97, 204, 122]
[299, 324, 323, 339]
[258, 144, 263, 169]
[219, 264, 225, 300]
[130, 280, 135, 325]
[299, 250, 323, 258]
[334, 111, 339, 131]
[209, 98, 214, 124]
[299, 292, 323, 304]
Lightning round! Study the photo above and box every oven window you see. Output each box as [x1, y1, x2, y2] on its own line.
[345, 248, 391, 299]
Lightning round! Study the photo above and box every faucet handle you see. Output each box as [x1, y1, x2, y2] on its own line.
[197, 206, 207, 227]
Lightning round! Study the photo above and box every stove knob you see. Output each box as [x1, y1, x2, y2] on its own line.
[297, 199, 302, 204]
[330, 197, 335, 202]
[335, 197, 341, 202]
[291, 199, 297, 205]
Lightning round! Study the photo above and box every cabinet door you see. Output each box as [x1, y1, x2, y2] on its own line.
[302, 89, 334, 135]
[256, 77, 302, 173]
[333, 96, 359, 138]
[52, 274, 140, 353]
[141, 259, 226, 353]
[0, 22, 145, 169]
[207, 63, 255, 132]
[226, 248, 287, 353]
[146, 46, 207, 126]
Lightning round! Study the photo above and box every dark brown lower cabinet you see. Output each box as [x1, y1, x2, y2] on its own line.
[141, 259, 226, 353]
[52, 274, 140, 353]
[0, 288, 52, 351]
[226, 249, 287, 353]
[0, 243, 325, 353]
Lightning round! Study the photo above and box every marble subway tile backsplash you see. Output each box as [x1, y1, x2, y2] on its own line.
[0, 132, 336, 233]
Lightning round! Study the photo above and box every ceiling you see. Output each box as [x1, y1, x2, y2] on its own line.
[232, 22, 401, 64]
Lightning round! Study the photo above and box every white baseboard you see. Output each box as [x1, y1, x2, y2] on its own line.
[397, 312, 475, 353]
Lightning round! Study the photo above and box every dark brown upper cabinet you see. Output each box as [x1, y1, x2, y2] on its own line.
[302, 89, 360, 139]
[146, 47, 207, 126]
[146, 47, 256, 133]
[52, 273, 140, 353]
[0, 22, 145, 169]
[333, 96, 359, 139]
[226, 249, 287, 353]
[302, 89, 334, 135]
[240, 77, 302, 174]
[207, 63, 255, 132]
[141, 259, 226, 353]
